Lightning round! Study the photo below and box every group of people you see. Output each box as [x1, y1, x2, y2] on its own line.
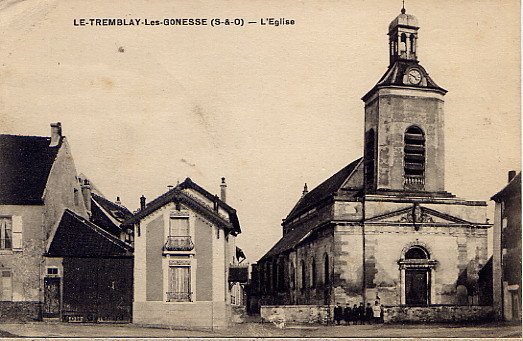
[333, 301, 383, 325]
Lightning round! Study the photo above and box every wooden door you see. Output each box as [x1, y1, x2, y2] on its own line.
[43, 277, 61, 318]
[405, 269, 428, 305]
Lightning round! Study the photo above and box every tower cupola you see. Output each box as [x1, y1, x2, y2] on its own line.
[388, 7, 419, 66]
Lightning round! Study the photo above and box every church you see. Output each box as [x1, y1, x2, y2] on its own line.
[251, 8, 492, 322]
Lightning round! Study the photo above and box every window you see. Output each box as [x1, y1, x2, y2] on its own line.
[169, 216, 189, 236]
[404, 126, 426, 190]
[46, 267, 59, 276]
[405, 246, 429, 259]
[272, 260, 277, 292]
[324, 254, 330, 285]
[165, 213, 193, 251]
[300, 260, 306, 290]
[0, 270, 12, 301]
[73, 189, 79, 206]
[364, 129, 376, 190]
[167, 266, 191, 302]
[0, 218, 12, 250]
[311, 258, 316, 288]
[289, 262, 295, 290]
[277, 259, 285, 292]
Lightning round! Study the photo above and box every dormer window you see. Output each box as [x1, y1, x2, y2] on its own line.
[404, 126, 425, 191]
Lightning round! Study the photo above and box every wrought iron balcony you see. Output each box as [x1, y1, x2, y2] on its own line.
[163, 236, 194, 252]
[166, 291, 192, 302]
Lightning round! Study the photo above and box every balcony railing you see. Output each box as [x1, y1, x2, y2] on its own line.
[163, 236, 194, 252]
[166, 291, 192, 302]
[404, 175, 425, 191]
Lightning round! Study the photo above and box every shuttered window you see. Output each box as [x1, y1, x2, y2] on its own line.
[167, 266, 191, 302]
[169, 217, 189, 236]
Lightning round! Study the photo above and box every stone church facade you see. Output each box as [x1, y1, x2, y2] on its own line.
[252, 9, 490, 320]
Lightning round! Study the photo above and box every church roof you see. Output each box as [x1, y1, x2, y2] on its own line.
[260, 158, 363, 261]
[47, 209, 133, 258]
[285, 158, 363, 222]
[0, 134, 62, 205]
[124, 177, 241, 235]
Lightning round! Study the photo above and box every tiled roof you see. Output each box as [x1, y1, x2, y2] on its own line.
[47, 209, 133, 257]
[124, 178, 241, 234]
[285, 158, 362, 222]
[260, 158, 363, 261]
[0, 134, 61, 205]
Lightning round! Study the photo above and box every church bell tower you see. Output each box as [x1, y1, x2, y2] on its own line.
[362, 7, 447, 194]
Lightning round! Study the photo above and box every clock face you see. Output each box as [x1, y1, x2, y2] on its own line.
[407, 69, 422, 85]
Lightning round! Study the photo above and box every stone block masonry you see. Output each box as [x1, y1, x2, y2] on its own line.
[0, 302, 42, 322]
[384, 305, 494, 323]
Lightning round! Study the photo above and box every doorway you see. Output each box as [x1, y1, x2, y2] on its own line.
[43, 277, 60, 318]
[405, 269, 429, 305]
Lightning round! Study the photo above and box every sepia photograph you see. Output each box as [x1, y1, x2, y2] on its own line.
[0, 0, 520, 338]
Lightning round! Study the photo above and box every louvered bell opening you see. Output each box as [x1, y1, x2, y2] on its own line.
[404, 127, 426, 190]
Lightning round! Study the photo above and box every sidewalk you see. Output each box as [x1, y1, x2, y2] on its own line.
[0, 320, 519, 338]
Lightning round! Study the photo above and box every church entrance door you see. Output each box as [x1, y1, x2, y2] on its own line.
[405, 269, 429, 305]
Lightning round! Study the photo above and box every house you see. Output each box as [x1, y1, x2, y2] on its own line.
[0, 123, 89, 320]
[251, 8, 491, 324]
[492, 171, 521, 321]
[125, 177, 242, 329]
[0, 123, 134, 322]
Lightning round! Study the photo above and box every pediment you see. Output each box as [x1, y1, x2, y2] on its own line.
[366, 204, 474, 225]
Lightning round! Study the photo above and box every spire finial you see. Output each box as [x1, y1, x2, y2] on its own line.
[401, 0, 406, 14]
[302, 183, 309, 197]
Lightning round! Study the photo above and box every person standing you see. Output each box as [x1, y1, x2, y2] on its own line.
[357, 302, 365, 325]
[352, 304, 359, 325]
[343, 303, 352, 325]
[372, 301, 382, 324]
[333, 302, 343, 325]
[365, 303, 373, 324]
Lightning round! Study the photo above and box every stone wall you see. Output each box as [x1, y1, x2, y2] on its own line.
[0, 302, 42, 321]
[260, 305, 331, 325]
[384, 305, 494, 323]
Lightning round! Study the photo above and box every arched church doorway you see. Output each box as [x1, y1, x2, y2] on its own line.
[399, 245, 437, 305]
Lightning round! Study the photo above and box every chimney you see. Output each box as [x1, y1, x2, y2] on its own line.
[81, 179, 91, 214]
[115, 196, 121, 205]
[50, 122, 62, 147]
[140, 195, 146, 210]
[302, 183, 309, 197]
[508, 170, 517, 182]
[220, 177, 227, 203]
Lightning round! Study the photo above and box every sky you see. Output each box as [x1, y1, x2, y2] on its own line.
[0, 0, 520, 261]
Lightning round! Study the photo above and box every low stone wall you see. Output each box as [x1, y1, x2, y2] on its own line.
[384, 305, 494, 323]
[0, 302, 42, 322]
[260, 305, 331, 325]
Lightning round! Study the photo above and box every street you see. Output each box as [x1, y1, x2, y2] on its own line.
[0, 321, 519, 338]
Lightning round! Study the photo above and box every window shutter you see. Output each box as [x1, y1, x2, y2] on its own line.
[12, 216, 22, 251]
